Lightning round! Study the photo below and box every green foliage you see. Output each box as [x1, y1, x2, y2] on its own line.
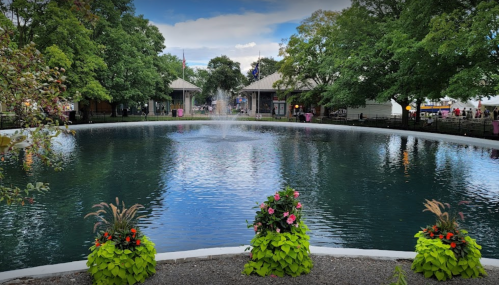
[411, 232, 486, 281]
[202, 55, 245, 98]
[0, 28, 73, 205]
[243, 186, 312, 277]
[387, 266, 407, 285]
[86, 236, 157, 285]
[242, 224, 313, 277]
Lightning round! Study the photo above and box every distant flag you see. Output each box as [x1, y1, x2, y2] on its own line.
[182, 51, 186, 70]
[252, 63, 259, 80]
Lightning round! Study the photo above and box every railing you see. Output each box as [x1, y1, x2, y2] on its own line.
[1, 112, 497, 141]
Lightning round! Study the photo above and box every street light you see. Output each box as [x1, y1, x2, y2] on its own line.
[295, 104, 299, 122]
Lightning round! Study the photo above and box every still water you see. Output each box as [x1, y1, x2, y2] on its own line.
[1, 123, 498, 272]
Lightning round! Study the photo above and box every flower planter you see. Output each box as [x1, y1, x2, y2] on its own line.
[87, 236, 156, 285]
[243, 187, 313, 277]
[412, 231, 486, 281]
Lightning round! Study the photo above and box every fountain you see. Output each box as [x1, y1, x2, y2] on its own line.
[211, 88, 239, 139]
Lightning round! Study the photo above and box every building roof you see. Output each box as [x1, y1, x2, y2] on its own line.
[241, 72, 314, 92]
[170, 78, 201, 91]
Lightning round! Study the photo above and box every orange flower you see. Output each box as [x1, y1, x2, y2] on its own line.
[439, 234, 443, 239]
[136, 240, 141, 245]
[446, 232, 454, 240]
[430, 233, 434, 238]
[108, 235, 112, 240]
[462, 239, 466, 243]
[423, 229, 427, 232]
[131, 228, 137, 233]
[132, 233, 136, 238]
[126, 236, 130, 242]
[450, 242, 456, 248]
[104, 232, 108, 237]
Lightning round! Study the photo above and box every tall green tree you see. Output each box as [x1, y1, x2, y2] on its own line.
[245, 57, 281, 83]
[275, 10, 340, 105]
[423, 0, 499, 100]
[202, 55, 245, 101]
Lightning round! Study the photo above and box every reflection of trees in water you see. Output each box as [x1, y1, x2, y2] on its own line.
[0, 126, 174, 271]
[277, 129, 499, 254]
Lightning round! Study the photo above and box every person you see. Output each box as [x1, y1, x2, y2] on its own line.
[455, 108, 461, 117]
[475, 109, 481, 119]
[424, 116, 434, 127]
[494, 107, 498, 120]
[462, 108, 466, 118]
[272, 106, 276, 117]
[359, 113, 364, 120]
[437, 110, 442, 118]
[484, 109, 490, 118]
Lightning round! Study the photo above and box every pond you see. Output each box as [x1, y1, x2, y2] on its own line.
[0, 122, 498, 272]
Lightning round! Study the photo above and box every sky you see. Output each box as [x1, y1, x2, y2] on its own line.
[132, 0, 351, 74]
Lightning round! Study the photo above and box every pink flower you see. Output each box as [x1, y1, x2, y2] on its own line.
[254, 225, 258, 232]
[294, 191, 299, 198]
[296, 202, 302, 209]
[276, 228, 281, 233]
[289, 214, 296, 221]
[274, 193, 280, 201]
[287, 217, 294, 224]
[283, 212, 289, 217]
[294, 223, 299, 228]
[268, 207, 274, 214]
[260, 203, 265, 209]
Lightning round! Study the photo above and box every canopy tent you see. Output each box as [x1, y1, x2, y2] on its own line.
[481, 96, 499, 106]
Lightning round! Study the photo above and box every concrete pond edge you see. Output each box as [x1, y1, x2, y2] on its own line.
[1, 246, 499, 283]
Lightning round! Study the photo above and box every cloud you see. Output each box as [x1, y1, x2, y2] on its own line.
[154, 0, 351, 73]
[235, 42, 256, 49]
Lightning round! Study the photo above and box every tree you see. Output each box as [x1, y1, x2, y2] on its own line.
[202, 55, 245, 100]
[423, 0, 499, 100]
[192, 68, 210, 104]
[245, 57, 281, 83]
[0, 28, 72, 205]
[275, 10, 340, 105]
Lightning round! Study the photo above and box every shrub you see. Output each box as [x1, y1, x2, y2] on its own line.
[243, 186, 313, 277]
[411, 199, 486, 281]
[86, 237, 156, 285]
[85, 197, 156, 285]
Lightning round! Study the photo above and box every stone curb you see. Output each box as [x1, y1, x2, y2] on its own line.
[1, 246, 498, 283]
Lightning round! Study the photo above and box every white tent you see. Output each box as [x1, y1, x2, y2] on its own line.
[347, 100, 393, 119]
[481, 96, 499, 107]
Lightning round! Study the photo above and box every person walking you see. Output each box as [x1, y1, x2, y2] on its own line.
[494, 107, 498, 120]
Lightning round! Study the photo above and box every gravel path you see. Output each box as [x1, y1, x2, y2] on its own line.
[4, 255, 498, 285]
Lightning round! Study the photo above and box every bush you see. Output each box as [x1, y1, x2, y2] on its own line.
[86, 237, 156, 285]
[243, 186, 313, 277]
[411, 199, 486, 281]
[85, 197, 156, 284]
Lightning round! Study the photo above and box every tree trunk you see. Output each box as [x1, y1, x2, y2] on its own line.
[110, 102, 118, 117]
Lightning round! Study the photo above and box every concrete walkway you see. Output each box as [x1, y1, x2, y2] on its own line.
[1, 246, 499, 283]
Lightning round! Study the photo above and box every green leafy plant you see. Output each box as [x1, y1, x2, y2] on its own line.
[387, 266, 407, 285]
[243, 186, 313, 277]
[85, 197, 156, 284]
[411, 199, 486, 281]
[86, 236, 156, 285]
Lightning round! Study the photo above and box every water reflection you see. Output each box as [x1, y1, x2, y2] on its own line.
[0, 125, 498, 272]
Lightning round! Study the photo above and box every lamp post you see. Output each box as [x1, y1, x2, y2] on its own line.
[295, 104, 299, 122]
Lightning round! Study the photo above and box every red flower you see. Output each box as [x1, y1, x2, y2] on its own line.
[446, 233, 454, 240]
[104, 232, 108, 237]
[108, 235, 112, 240]
[439, 234, 443, 239]
[423, 229, 427, 232]
[450, 242, 456, 248]
[95, 242, 100, 247]
[132, 233, 136, 238]
[136, 240, 141, 245]
[462, 239, 466, 243]
[430, 233, 434, 238]
[131, 228, 137, 233]
[126, 236, 130, 242]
